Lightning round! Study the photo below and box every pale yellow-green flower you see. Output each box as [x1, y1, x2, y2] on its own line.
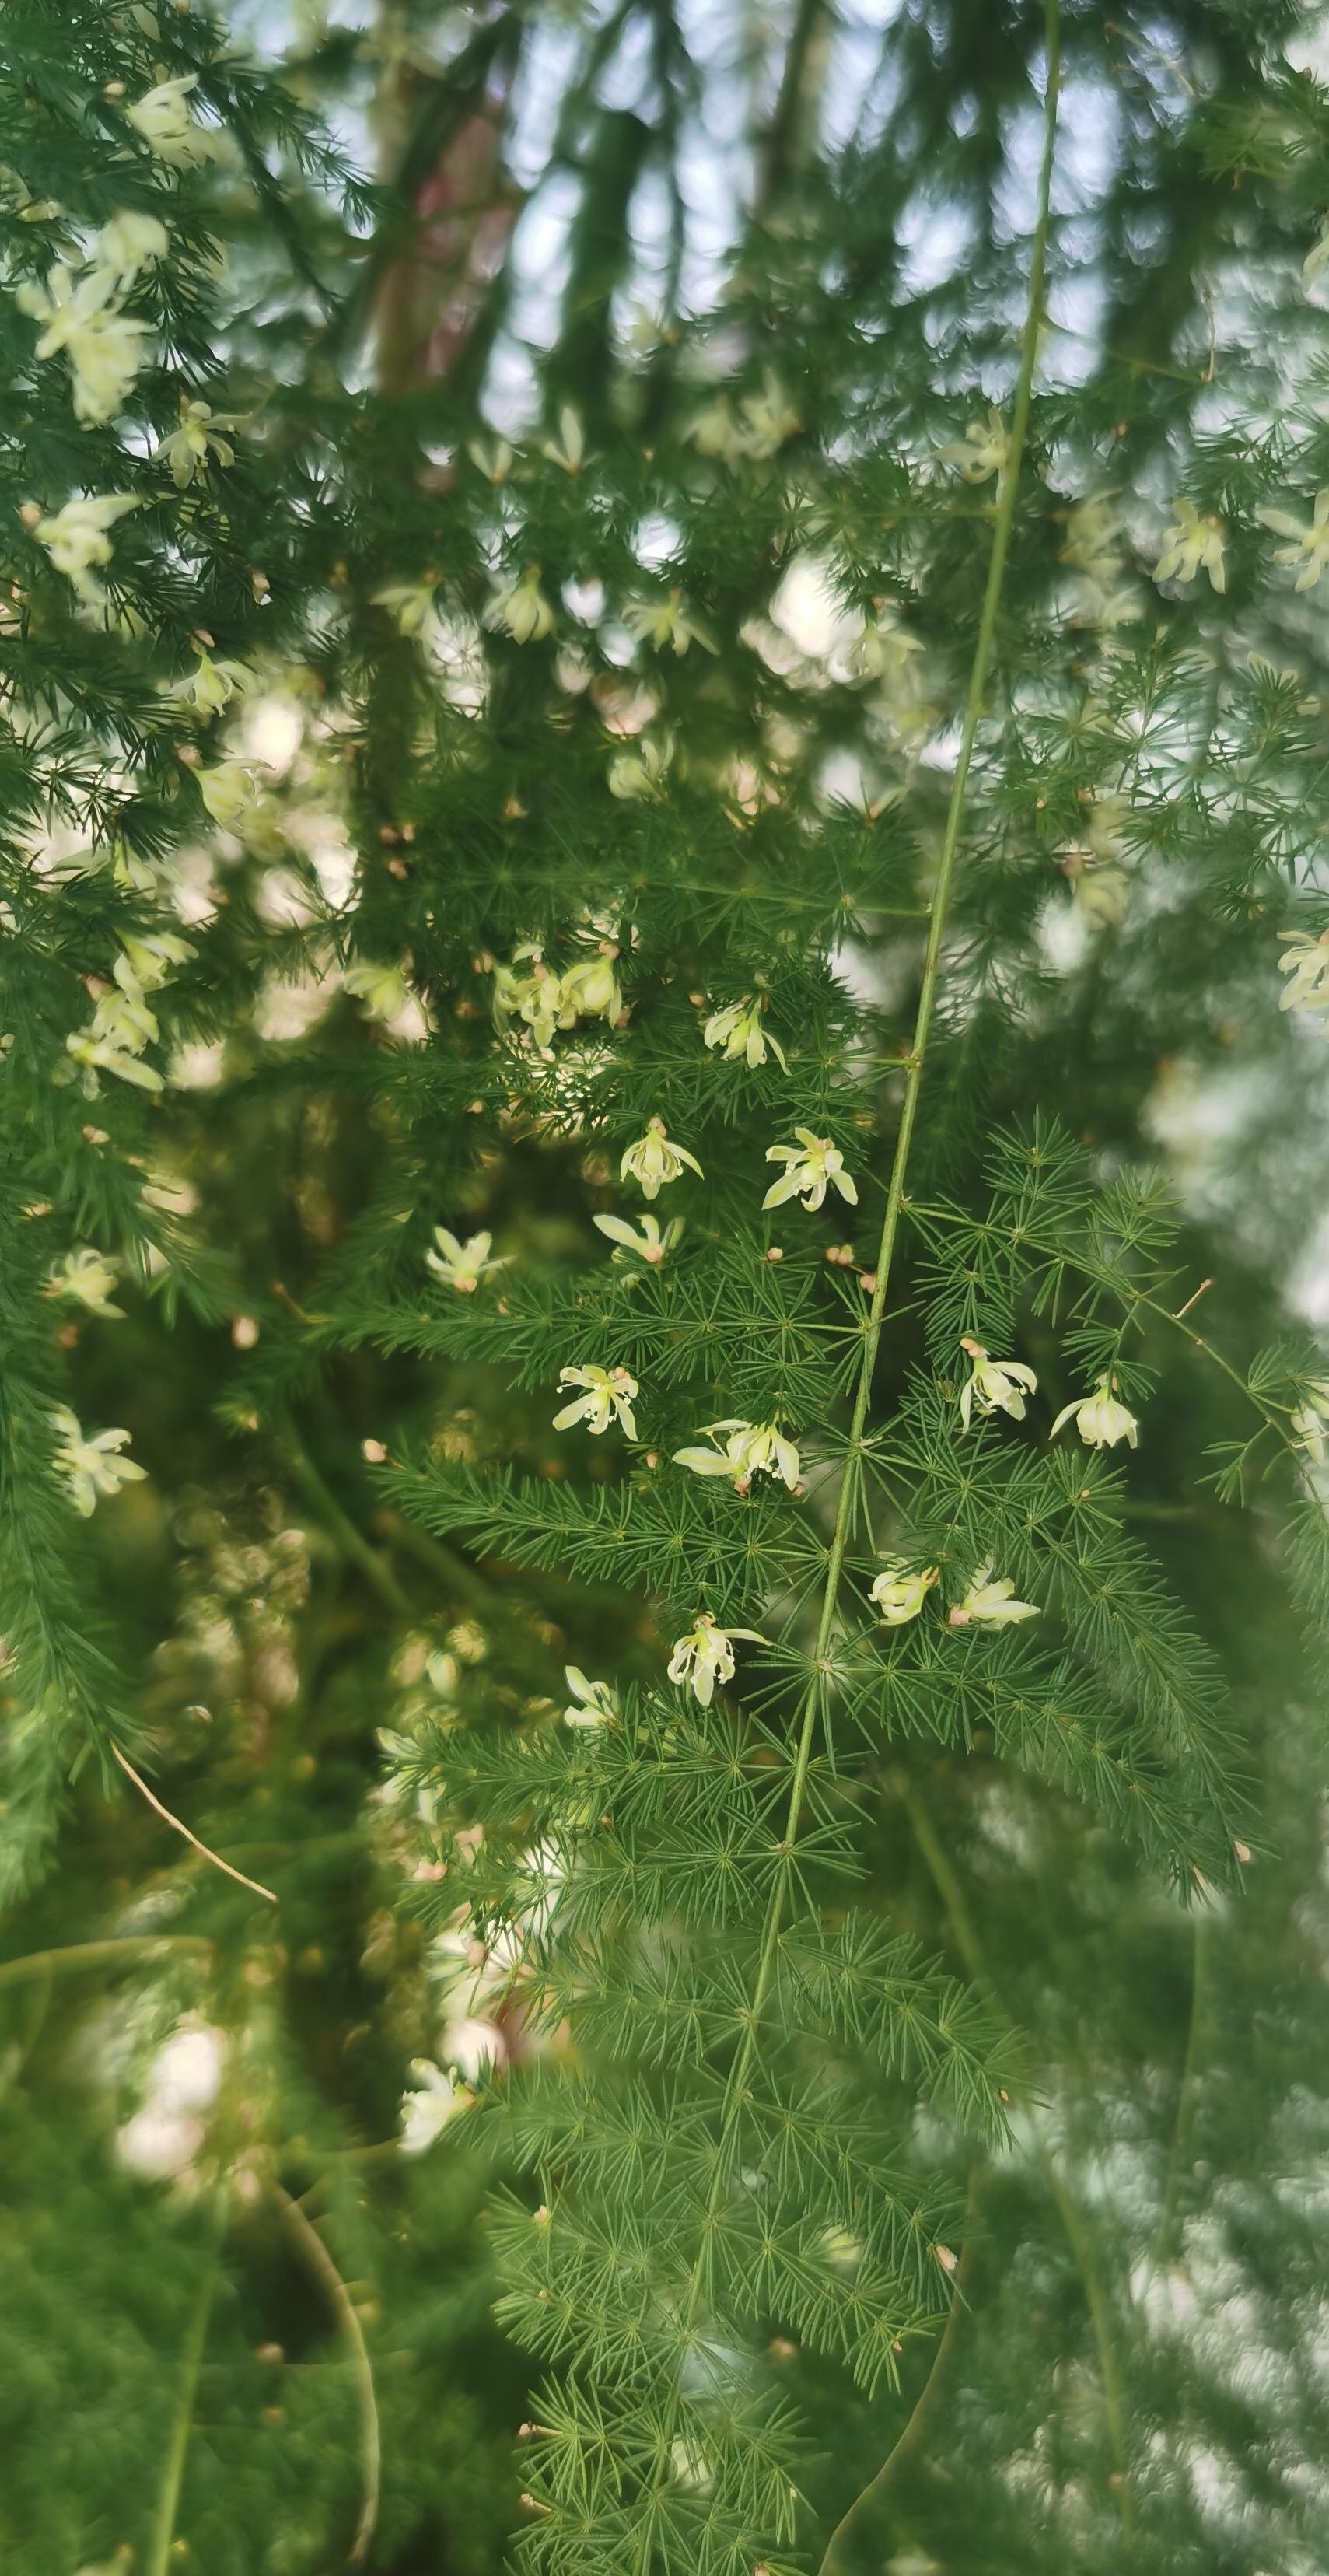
[558, 950, 623, 1024]
[561, 1667, 618, 1728]
[593, 1211, 681, 1265]
[939, 407, 1009, 483]
[492, 948, 571, 1048]
[666, 1612, 765, 1706]
[31, 494, 141, 601]
[124, 75, 221, 168]
[869, 1563, 939, 1626]
[673, 1419, 799, 1493]
[553, 1364, 638, 1439]
[483, 570, 555, 644]
[624, 590, 715, 656]
[539, 407, 586, 475]
[703, 996, 788, 1073]
[168, 651, 249, 719]
[49, 1405, 146, 1516]
[46, 1247, 124, 1317]
[373, 580, 440, 640]
[763, 1129, 857, 1213]
[1050, 1374, 1139, 1450]
[1152, 499, 1226, 593]
[197, 763, 254, 834]
[620, 1116, 702, 1199]
[95, 210, 170, 289]
[1258, 492, 1329, 590]
[154, 397, 238, 488]
[17, 262, 149, 423]
[425, 1227, 509, 1293]
[1278, 927, 1329, 1017]
[118, 929, 193, 992]
[1290, 1384, 1329, 1464]
[607, 733, 673, 800]
[957, 1338, 1037, 1431]
[344, 960, 410, 1022]
[947, 1566, 1038, 1629]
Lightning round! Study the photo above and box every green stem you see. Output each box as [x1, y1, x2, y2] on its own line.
[145, 2199, 224, 2576]
[1153, 1913, 1208, 2266]
[282, 1426, 412, 1617]
[271, 2180, 382, 2567]
[635, 11, 1061, 2560]
[0, 1935, 211, 1993]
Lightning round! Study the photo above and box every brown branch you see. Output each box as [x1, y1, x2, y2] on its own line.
[112, 1746, 277, 1905]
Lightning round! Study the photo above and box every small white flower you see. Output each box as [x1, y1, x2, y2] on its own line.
[673, 1419, 800, 1493]
[168, 650, 248, 718]
[939, 408, 1009, 484]
[118, 929, 193, 992]
[1289, 1380, 1329, 1464]
[1059, 496, 1124, 579]
[46, 1247, 124, 1316]
[373, 580, 440, 640]
[735, 370, 801, 458]
[1152, 499, 1226, 594]
[593, 1211, 681, 1266]
[492, 949, 571, 1049]
[95, 209, 170, 289]
[1277, 927, 1329, 1016]
[957, 1338, 1038, 1431]
[400, 2059, 473, 2154]
[426, 1227, 509, 1293]
[124, 75, 220, 168]
[1050, 1374, 1140, 1451]
[484, 569, 554, 644]
[762, 1129, 857, 1213]
[197, 763, 254, 834]
[65, 1029, 164, 1091]
[703, 996, 788, 1073]
[553, 1364, 639, 1439]
[467, 435, 514, 485]
[623, 590, 715, 656]
[49, 1405, 146, 1516]
[540, 406, 586, 474]
[18, 261, 149, 424]
[31, 493, 140, 602]
[848, 603, 923, 682]
[344, 960, 410, 1022]
[686, 394, 748, 466]
[620, 1117, 703, 1199]
[561, 1666, 617, 1728]
[666, 1612, 765, 1706]
[947, 1566, 1038, 1629]
[154, 397, 238, 488]
[607, 733, 672, 800]
[869, 1563, 939, 1626]
[1258, 492, 1329, 590]
[558, 950, 623, 1024]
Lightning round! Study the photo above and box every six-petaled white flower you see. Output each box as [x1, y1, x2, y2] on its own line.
[426, 1227, 509, 1293]
[155, 397, 238, 488]
[869, 1563, 939, 1626]
[947, 1566, 1038, 1629]
[957, 1338, 1038, 1431]
[1051, 1374, 1140, 1451]
[95, 210, 170, 289]
[1278, 928, 1329, 1017]
[47, 1247, 124, 1316]
[561, 1667, 618, 1728]
[1152, 499, 1226, 593]
[168, 651, 249, 719]
[559, 951, 623, 1024]
[624, 590, 715, 655]
[620, 1117, 703, 1199]
[666, 1612, 765, 1706]
[939, 408, 1009, 483]
[704, 996, 788, 1073]
[762, 1129, 858, 1213]
[554, 1364, 639, 1439]
[344, 961, 410, 1022]
[484, 570, 555, 644]
[49, 1405, 146, 1517]
[673, 1419, 800, 1493]
[1258, 491, 1329, 590]
[492, 948, 571, 1048]
[124, 75, 221, 167]
[400, 2059, 473, 2154]
[593, 1211, 681, 1266]
[16, 261, 149, 424]
[31, 494, 141, 602]
[197, 763, 254, 834]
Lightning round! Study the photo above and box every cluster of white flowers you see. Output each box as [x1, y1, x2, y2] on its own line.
[869, 1559, 1037, 1629]
[674, 1418, 801, 1493]
[426, 1227, 510, 1293]
[156, 395, 239, 488]
[29, 493, 141, 605]
[124, 72, 226, 167]
[65, 928, 194, 1093]
[1058, 496, 1138, 630]
[1051, 1374, 1139, 1450]
[49, 1404, 145, 1516]
[703, 995, 788, 1073]
[16, 209, 166, 425]
[957, 1339, 1141, 1449]
[493, 943, 624, 1048]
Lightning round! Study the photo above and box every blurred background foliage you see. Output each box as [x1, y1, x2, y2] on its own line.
[5, 0, 1329, 2570]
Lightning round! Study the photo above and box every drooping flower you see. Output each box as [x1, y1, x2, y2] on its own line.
[620, 1117, 703, 1199]
[118, 929, 194, 992]
[373, 580, 441, 640]
[31, 494, 141, 602]
[736, 370, 801, 458]
[1277, 927, 1329, 1017]
[539, 406, 586, 474]
[762, 1129, 858, 1213]
[558, 950, 623, 1024]
[957, 1338, 1038, 1431]
[17, 262, 149, 424]
[344, 960, 410, 1022]
[169, 650, 248, 718]
[623, 590, 715, 656]
[1050, 1374, 1140, 1451]
[1152, 499, 1226, 593]
[155, 397, 238, 488]
[593, 1211, 681, 1266]
[1258, 491, 1329, 590]
[607, 733, 672, 800]
[848, 603, 923, 682]
[467, 435, 514, 485]
[939, 408, 1009, 483]
[46, 1247, 124, 1316]
[666, 1612, 765, 1706]
[561, 1667, 618, 1728]
[1289, 1381, 1329, 1464]
[426, 1227, 509, 1293]
[492, 949, 571, 1049]
[94, 209, 170, 289]
[483, 569, 555, 644]
[869, 1563, 939, 1626]
[947, 1566, 1039, 1629]
[65, 1027, 164, 1092]
[124, 75, 220, 167]
[673, 1419, 800, 1493]
[196, 763, 254, 834]
[703, 996, 789, 1073]
[400, 2059, 473, 2154]
[49, 1405, 146, 1516]
[553, 1364, 639, 1439]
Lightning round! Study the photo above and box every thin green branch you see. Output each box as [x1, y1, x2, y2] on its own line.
[0, 1935, 212, 1992]
[144, 2198, 225, 2576]
[271, 2179, 382, 2567]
